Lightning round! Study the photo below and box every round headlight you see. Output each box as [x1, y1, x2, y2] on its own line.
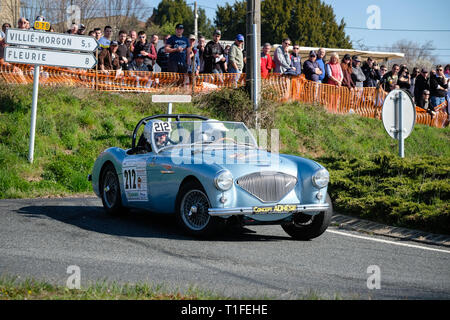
[312, 169, 329, 189]
[214, 170, 233, 191]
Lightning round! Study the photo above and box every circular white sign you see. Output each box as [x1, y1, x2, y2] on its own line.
[382, 89, 416, 140]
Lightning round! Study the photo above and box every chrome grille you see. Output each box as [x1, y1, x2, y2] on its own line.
[236, 172, 298, 203]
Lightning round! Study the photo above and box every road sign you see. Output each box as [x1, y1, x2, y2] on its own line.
[152, 95, 192, 103]
[382, 89, 416, 158]
[5, 28, 99, 52]
[5, 47, 97, 69]
[33, 21, 50, 31]
[152, 95, 192, 121]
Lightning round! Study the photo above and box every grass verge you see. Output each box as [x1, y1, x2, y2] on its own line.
[0, 276, 338, 300]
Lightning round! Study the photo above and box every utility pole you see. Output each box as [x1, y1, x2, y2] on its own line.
[192, 1, 198, 94]
[246, 0, 261, 124]
[194, 1, 198, 40]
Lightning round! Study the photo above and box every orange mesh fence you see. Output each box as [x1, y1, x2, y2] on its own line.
[290, 76, 448, 128]
[0, 62, 447, 128]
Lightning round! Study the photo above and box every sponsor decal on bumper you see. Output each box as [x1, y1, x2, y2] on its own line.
[208, 203, 329, 216]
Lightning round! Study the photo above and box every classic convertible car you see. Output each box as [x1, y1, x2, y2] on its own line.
[89, 114, 332, 239]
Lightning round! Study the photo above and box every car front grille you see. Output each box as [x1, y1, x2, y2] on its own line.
[236, 172, 298, 203]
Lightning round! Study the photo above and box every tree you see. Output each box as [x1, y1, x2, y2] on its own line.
[383, 40, 437, 71]
[151, 0, 214, 37]
[215, 0, 352, 48]
[214, 1, 246, 40]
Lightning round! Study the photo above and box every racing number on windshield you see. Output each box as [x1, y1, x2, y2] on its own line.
[153, 122, 171, 133]
[124, 169, 137, 190]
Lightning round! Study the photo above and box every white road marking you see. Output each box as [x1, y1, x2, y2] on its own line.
[326, 229, 450, 254]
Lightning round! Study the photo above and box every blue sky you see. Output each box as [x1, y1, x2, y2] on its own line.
[146, 0, 450, 63]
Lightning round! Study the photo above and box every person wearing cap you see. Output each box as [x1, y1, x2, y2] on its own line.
[351, 55, 366, 88]
[129, 54, 149, 72]
[187, 35, 201, 76]
[303, 50, 323, 82]
[274, 38, 295, 75]
[414, 68, 430, 105]
[98, 40, 121, 72]
[204, 30, 226, 74]
[77, 24, 86, 35]
[340, 54, 355, 90]
[362, 57, 381, 87]
[165, 23, 189, 73]
[229, 34, 245, 75]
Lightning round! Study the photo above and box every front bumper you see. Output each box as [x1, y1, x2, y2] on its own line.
[208, 203, 329, 217]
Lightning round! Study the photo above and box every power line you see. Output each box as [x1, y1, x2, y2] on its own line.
[346, 26, 450, 32]
[364, 46, 450, 51]
[19, 5, 155, 13]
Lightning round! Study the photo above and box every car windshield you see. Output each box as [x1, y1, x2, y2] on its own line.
[151, 121, 258, 152]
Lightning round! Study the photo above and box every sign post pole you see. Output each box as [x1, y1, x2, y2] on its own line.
[5, 27, 98, 164]
[382, 89, 415, 159]
[398, 91, 404, 158]
[28, 65, 40, 163]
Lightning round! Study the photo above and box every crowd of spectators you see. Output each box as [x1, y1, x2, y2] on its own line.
[1, 17, 449, 114]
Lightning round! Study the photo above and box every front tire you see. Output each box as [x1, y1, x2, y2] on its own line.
[176, 180, 223, 237]
[282, 193, 333, 240]
[100, 163, 125, 216]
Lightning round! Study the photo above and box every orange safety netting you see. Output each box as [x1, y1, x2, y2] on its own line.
[0, 62, 448, 128]
[290, 75, 449, 128]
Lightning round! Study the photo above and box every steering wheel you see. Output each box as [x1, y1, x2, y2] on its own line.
[214, 137, 237, 144]
[203, 137, 237, 149]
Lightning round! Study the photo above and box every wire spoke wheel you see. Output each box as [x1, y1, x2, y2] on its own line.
[103, 171, 119, 209]
[100, 163, 124, 216]
[180, 190, 211, 231]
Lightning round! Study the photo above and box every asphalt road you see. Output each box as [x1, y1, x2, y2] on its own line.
[0, 197, 449, 299]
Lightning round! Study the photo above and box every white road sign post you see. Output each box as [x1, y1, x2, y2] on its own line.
[5, 47, 97, 69]
[152, 95, 192, 122]
[4, 28, 98, 163]
[382, 89, 416, 158]
[5, 28, 99, 52]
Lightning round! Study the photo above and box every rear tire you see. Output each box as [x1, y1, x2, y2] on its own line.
[176, 180, 223, 237]
[282, 193, 333, 240]
[100, 163, 125, 216]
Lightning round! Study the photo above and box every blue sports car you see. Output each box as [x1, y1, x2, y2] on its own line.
[89, 114, 332, 239]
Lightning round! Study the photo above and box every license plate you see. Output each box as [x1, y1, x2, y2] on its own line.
[252, 204, 297, 215]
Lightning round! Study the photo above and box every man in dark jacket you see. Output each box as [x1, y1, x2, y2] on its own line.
[133, 31, 153, 71]
[303, 51, 322, 82]
[117, 30, 131, 70]
[414, 68, 430, 105]
[203, 29, 226, 73]
[156, 35, 170, 72]
[362, 57, 381, 87]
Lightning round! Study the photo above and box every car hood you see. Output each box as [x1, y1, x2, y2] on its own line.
[163, 146, 318, 178]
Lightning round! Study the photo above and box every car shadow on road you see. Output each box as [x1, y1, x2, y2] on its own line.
[16, 204, 291, 242]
